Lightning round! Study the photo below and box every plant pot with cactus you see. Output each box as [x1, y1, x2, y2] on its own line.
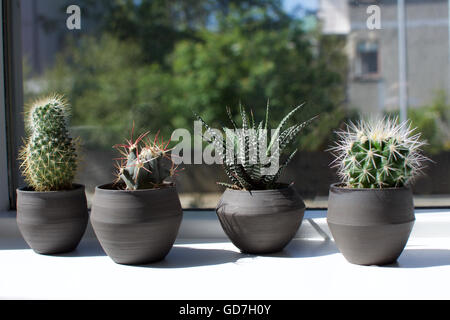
[196, 102, 316, 254]
[327, 117, 429, 266]
[17, 95, 88, 254]
[90, 126, 183, 265]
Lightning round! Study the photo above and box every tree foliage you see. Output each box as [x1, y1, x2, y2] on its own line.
[25, 0, 348, 150]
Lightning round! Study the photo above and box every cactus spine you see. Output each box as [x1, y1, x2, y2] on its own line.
[19, 95, 78, 191]
[114, 128, 178, 190]
[330, 117, 428, 188]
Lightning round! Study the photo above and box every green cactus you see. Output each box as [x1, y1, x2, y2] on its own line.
[19, 95, 78, 191]
[195, 101, 317, 190]
[114, 128, 178, 190]
[330, 117, 429, 188]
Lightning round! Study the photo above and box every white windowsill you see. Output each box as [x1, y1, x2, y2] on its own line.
[1, 209, 450, 300]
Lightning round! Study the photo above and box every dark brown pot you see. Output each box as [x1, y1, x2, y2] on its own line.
[327, 183, 415, 266]
[16, 184, 89, 254]
[216, 185, 305, 254]
[90, 184, 183, 265]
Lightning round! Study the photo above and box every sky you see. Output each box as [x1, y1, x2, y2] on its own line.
[283, 0, 319, 16]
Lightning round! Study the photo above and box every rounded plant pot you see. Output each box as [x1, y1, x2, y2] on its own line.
[90, 184, 183, 265]
[216, 185, 305, 254]
[16, 184, 89, 254]
[327, 183, 415, 266]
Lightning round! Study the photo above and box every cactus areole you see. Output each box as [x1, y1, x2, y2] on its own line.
[19, 95, 78, 192]
[330, 117, 429, 189]
[113, 126, 180, 191]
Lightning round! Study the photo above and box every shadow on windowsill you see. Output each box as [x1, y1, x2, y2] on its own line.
[54, 240, 107, 257]
[137, 239, 339, 269]
[137, 246, 243, 269]
[0, 238, 338, 262]
[263, 239, 339, 258]
[0, 238, 107, 257]
[383, 249, 450, 268]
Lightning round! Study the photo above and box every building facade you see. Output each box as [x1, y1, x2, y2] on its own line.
[320, 0, 450, 115]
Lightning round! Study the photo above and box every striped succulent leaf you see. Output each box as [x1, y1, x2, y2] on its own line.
[196, 101, 316, 190]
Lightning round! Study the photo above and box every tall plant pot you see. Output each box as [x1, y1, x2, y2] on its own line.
[327, 184, 415, 266]
[91, 184, 183, 265]
[216, 185, 305, 254]
[16, 184, 89, 254]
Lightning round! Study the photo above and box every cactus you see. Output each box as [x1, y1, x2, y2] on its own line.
[330, 117, 429, 188]
[19, 95, 78, 191]
[114, 127, 179, 190]
[195, 101, 317, 190]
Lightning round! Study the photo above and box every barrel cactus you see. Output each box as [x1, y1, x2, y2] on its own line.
[114, 127, 179, 190]
[330, 117, 429, 188]
[19, 95, 78, 191]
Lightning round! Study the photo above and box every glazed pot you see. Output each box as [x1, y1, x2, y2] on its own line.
[16, 184, 89, 254]
[327, 183, 415, 266]
[90, 183, 183, 265]
[216, 184, 305, 254]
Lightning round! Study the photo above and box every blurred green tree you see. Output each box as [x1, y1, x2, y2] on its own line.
[32, 35, 148, 147]
[164, 12, 347, 150]
[408, 91, 450, 154]
[77, 0, 294, 66]
[26, 0, 348, 151]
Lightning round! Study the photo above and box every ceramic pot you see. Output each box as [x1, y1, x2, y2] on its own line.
[16, 184, 88, 254]
[327, 183, 415, 266]
[216, 185, 305, 254]
[91, 184, 183, 265]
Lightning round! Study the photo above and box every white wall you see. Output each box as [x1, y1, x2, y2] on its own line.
[318, 0, 350, 35]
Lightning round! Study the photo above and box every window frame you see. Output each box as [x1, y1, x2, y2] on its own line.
[354, 40, 381, 81]
[1, 0, 449, 212]
[0, 0, 8, 211]
[2, 0, 24, 210]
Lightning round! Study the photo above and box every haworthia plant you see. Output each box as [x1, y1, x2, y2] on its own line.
[114, 126, 180, 190]
[329, 117, 429, 188]
[195, 101, 317, 190]
[19, 95, 78, 191]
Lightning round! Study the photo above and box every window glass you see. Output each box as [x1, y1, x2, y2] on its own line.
[19, 0, 450, 208]
[357, 41, 379, 76]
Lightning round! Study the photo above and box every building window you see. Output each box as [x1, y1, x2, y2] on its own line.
[356, 41, 379, 78]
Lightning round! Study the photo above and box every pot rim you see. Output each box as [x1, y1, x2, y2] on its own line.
[330, 182, 411, 192]
[17, 183, 85, 194]
[95, 182, 176, 193]
[223, 183, 294, 194]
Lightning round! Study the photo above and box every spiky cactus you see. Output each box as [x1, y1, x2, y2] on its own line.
[114, 127, 179, 190]
[195, 101, 317, 190]
[19, 95, 78, 191]
[330, 117, 429, 188]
